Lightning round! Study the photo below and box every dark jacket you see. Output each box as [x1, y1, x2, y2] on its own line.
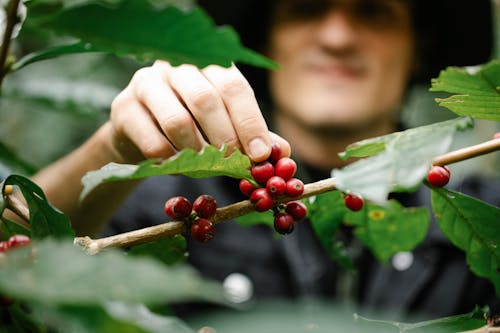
[104, 165, 500, 320]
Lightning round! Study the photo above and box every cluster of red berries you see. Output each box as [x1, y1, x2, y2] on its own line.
[239, 143, 308, 234]
[427, 165, 451, 187]
[0, 234, 31, 253]
[164, 194, 217, 243]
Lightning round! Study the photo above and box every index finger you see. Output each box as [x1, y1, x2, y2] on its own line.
[202, 64, 271, 162]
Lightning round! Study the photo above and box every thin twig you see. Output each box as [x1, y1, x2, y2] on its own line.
[432, 137, 500, 166]
[0, 0, 21, 90]
[75, 138, 500, 254]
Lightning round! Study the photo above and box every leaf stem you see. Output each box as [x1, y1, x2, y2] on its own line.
[0, 0, 21, 90]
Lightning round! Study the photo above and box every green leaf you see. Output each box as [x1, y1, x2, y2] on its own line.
[34, 1, 276, 69]
[4, 175, 74, 239]
[236, 210, 274, 229]
[0, 239, 225, 306]
[128, 235, 187, 266]
[0, 217, 30, 239]
[81, 145, 251, 200]
[430, 60, 500, 121]
[354, 305, 488, 333]
[431, 187, 500, 295]
[333, 117, 473, 204]
[345, 200, 430, 262]
[306, 192, 354, 270]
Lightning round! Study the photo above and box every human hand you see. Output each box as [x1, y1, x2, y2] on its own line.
[108, 60, 290, 163]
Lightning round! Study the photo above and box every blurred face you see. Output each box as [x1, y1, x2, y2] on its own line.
[268, 0, 415, 129]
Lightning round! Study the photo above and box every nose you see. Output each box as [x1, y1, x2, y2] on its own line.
[315, 9, 359, 50]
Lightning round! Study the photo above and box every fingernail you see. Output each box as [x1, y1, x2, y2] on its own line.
[248, 138, 270, 161]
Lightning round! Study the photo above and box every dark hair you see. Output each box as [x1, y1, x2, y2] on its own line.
[198, 0, 494, 100]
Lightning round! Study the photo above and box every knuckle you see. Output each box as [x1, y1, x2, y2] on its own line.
[190, 88, 218, 111]
[161, 114, 193, 135]
[218, 77, 251, 98]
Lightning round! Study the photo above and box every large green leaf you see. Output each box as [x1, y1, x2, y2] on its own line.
[430, 60, 500, 121]
[30, 1, 276, 69]
[0, 239, 225, 306]
[4, 175, 74, 239]
[345, 200, 430, 262]
[81, 145, 251, 199]
[354, 305, 487, 333]
[128, 235, 187, 266]
[306, 192, 354, 270]
[332, 117, 473, 204]
[431, 187, 500, 295]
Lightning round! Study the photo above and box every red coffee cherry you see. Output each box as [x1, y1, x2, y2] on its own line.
[191, 218, 215, 243]
[193, 194, 217, 219]
[250, 188, 274, 212]
[164, 196, 192, 220]
[239, 179, 257, 197]
[427, 165, 450, 187]
[274, 212, 295, 235]
[274, 157, 297, 181]
[8, 235, 31, 249]
[268, 142, 282, 164]
[285, 201, 308, 221]
[344, 193, 364, 211]
[285, 178, 304, 197]
[266, 176, 286, 197]
[251, 161, 275, 184]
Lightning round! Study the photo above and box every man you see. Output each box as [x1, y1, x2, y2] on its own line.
[32, 0, 497, 319]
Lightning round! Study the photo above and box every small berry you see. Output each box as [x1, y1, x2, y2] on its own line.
[275, 157, 297, 181]
[250, 188, 274, 212]
[164, 196, 192, 220]
[427, 165, 450, 187]
[344, 193, 364, 211]
[285, 178, 304, 197]
[274, 212, 295, 235]
[266, 176, 286, 197]
[193, 194, 217, 219]
[239, 179, 257, 197]
[251, 161, 275, 184]
[3, 185, 13, 196]
[268, 142, 282, 164]
[191, 218, 215, 243]
[285, 201, 308, 221]
[8, 235, 31, 249]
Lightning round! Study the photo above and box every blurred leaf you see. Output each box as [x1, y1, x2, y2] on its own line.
[104, 302, 196, 333]
[431, 187, 500, 295]
[354, 305, 487, 333]
[32, 1, 276, 69]
[332, 117, 473, 204]
[345, 200, 429, 262]
[81, 145, 251, 200]
[0, 239, 225, 306]
[0, 141, 37, 175]
[6, 303, 47, 333]
[128, 235, 187, 266]
[306, 192, 354, 270]
[430, 60, 500, 121]
[0, 217, 30, 239]
[4, 175, 74, 239]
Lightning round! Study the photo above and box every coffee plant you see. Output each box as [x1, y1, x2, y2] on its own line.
[0, 0, 499, 332]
